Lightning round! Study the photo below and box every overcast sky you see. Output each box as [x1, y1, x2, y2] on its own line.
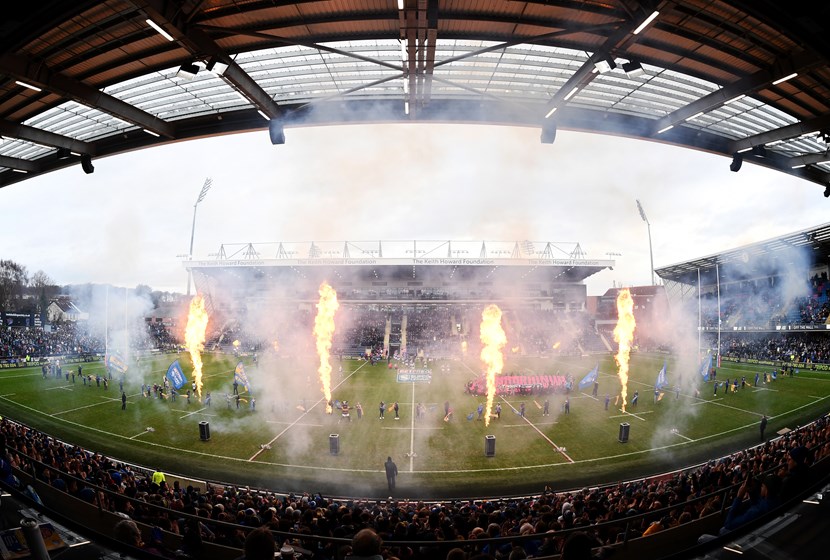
[1, 122, 826, 296]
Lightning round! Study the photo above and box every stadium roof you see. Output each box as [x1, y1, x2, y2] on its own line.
[655, 221, 830, 285]
[2, 1, 830, 191]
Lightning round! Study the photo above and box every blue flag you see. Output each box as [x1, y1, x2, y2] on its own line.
[234, 362, 251, 393]
[655, 361, 669, 390]
[108, 352, 128, 374]
[578, 364, 599, 390]
[166, 360, 187, 390]
[699, 353, 712, 379]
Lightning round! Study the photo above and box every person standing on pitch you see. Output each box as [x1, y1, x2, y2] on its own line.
[385, 456, 398, 492]
[760, 415, 768, 441]
[379, 401, 385, 420]
[393, 401, 399, 420]
[121, 391, 127, 411]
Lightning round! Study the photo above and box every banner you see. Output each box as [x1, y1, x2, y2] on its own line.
[234, 362, 251, 393]
[699, 353, 712, 379]
[655, 361, 669, 390]
[397, 369, 432, 383]
[165, 360, 187, 390]
[107, 352, 128, 374]
[578, 364, 599, 390]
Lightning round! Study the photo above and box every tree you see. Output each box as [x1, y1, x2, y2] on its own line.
[30, 270, 59, 322]
[0, 260, 28, 311]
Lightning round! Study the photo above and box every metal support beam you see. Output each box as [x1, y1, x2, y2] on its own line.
[136, 0, 283, 118]
[729, 113, 830, 153]
[0, 53, 175, 138]
[0, 118, 94, 155]
[0, 155, 37, 173]
[651, 51, 824, 135]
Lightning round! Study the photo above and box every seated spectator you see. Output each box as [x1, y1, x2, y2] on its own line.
[236, 526, 275, 560]
[720, 474, 782, 534]
[346, 528, 383, 560]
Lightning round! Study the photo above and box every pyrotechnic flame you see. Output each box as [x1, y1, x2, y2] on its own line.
[613, 288, 636, 413]
[313, 282, 339, 414]
[480, 304, 507, 427]
[461, 340, 468, 355]
[272, 339, 280, 352]
[184, 295, 209, 400]
[552, 341, 561, 350]
[511, 346, 520, 354]
[232, 339, 240, 347]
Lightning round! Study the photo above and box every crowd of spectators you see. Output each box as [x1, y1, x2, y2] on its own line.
[717, 333, 830, 364]
[0, 321, 177, 362]
[0, 400, 826, 559]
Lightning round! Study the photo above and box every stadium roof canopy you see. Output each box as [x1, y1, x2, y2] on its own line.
[190, 239, 612, 285]
[2, 1, 830, 191]
[655, 221, 830, 286]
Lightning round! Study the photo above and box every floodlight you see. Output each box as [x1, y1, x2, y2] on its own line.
[751, 145, 767, 158]
[81, 154, 94, 174]
[176, 63, 200, 80]
[623, 61, 645, 78]
[206, 58, 228, 76]
[824, 185, 830, 198]
[56, 147, 71, 160]
[730, 153, 742, 172]
[594, 57, 617, 74]
[269, 119, 286, 145]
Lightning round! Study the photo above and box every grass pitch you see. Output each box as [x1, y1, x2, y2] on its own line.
[1, 351, 828, 499]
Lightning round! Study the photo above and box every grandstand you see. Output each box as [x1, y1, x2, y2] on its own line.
[189, 240, 612, 358]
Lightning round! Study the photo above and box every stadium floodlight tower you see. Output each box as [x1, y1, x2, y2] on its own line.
[636, 199, 655, 286]
[187, 178, 213, 296]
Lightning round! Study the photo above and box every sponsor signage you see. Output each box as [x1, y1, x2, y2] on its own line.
[397, 369, 432, 383]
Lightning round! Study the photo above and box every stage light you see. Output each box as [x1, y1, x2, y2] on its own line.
[730, 153, 742, 172]
[623, 61, 645, 78]
[176, 63, 200, 80]
[81, 154, 94, 174]
[594, 57, 617, 74]
[540, 122, 557, 144]
[752, 145, 767, 157]
[824, 185, 830, 198]
[206, 58, 228, 76]
[56, 147, 71, 160]
[269, 119, 286, 145]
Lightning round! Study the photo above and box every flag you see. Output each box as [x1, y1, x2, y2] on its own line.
[466, 412, 474, 421]
[108, 352, 128, 374]
[165, 360, 187, 390]
[655, 361, 669, 390]
[699, 353, 712, 379]
[578, 364, 599, 390]
[657, 392, 665, 401]
[234, 362, 251, 393]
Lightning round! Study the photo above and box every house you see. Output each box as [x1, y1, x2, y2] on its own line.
[46, 299, 88, 323]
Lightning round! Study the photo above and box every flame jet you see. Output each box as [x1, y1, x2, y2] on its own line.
[313, 282, 339, 414]
[480, 304, 507, 427]
[613, 288, 636, 412]
[184, 295, 209, 400]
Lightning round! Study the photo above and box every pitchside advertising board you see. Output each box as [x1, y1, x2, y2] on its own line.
[397, 369, 432, 383]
